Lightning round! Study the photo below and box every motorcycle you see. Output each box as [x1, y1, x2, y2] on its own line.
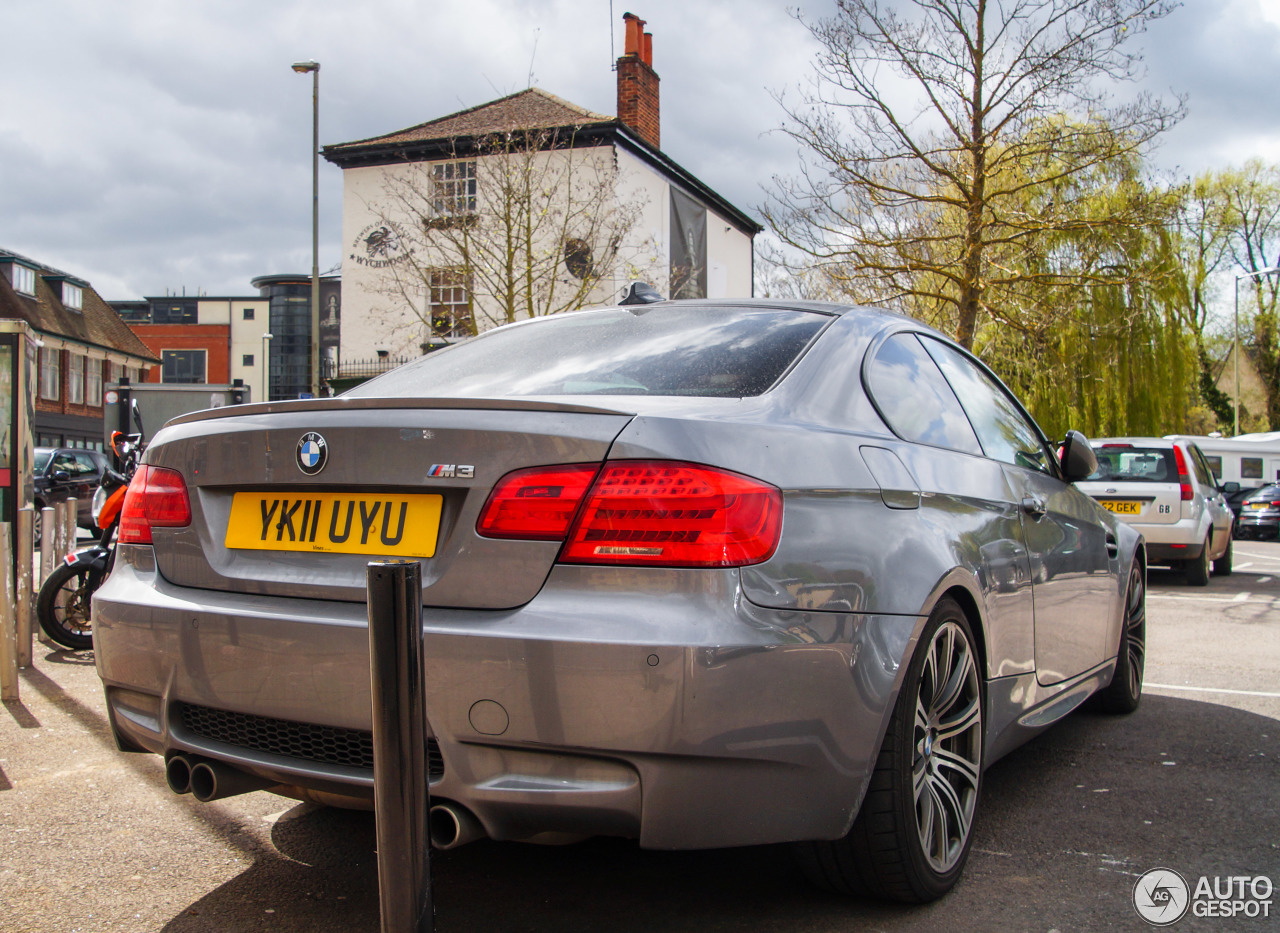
[36, 429, 143, 650]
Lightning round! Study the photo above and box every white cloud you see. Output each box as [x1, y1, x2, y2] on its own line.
[0, 0, 1276, 298]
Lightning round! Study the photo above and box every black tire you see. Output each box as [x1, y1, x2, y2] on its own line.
[1185, 535, 1211, 587]
[1212, 535, 1233, 577]
[1093, 560, 1145, 714]
[796, 598, 983, 902]
[36, 561, 97, 650]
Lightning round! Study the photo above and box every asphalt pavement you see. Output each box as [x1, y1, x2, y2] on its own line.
[2, 546, 1277, 932]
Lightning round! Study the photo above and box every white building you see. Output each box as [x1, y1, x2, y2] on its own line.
[323, 13, 760, 368]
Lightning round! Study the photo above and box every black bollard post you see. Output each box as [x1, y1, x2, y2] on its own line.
[367, 559, 433, 933]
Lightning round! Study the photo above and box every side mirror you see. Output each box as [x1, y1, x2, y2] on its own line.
[1220, 481, 1240, 495]
[1059, 430, 1098, 483]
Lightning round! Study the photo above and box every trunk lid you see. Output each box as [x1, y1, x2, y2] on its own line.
[144, 398, 634, 609]
[1075, 479, 1184, 525]
[1077, 444, 1186, 526]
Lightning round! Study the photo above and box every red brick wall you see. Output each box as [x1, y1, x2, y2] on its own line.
[130, 324, 230, 383]
[617, 55, 660, 149]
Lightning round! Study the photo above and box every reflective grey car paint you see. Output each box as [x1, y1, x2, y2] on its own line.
[94, 300, 1142, 850]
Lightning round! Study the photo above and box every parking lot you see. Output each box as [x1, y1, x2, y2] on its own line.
[2, 547, 1277, 932]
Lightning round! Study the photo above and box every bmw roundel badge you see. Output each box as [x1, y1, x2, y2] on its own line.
[297, 432, 328, 475]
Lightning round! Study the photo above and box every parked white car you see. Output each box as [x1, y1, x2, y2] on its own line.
[1075, 437, 1234, 585]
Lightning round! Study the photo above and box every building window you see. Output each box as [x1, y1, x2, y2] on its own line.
[150, 300, 198, 324]
[243, 307, 255, 320]
[40, 347, 60, 401]
[1242, 457, 1263, 480]
[243, 354, 254, 366]
[669, 189, 707, 300]
[67, 353, 85, 404]
[429, 269, 473, 337]
[10, 264, 36, 295]
[86, 358, 103, 406]
[62, 283, 83, 310]
[161, 349, 207, 384]
[430, 160, 477, 218]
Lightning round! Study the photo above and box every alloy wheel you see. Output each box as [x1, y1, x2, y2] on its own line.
[1123, 563, 1146, 699]
[912, 620, 983, 874]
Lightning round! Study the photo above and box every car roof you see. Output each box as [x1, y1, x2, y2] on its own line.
[1091, 437, 1184, 448]
[616, 297, 941, 334]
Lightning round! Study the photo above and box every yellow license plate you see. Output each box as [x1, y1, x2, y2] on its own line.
[1098, 500, 1141, 515]
[225, 492, 442, 557]
[1249, 502, 1267, 510]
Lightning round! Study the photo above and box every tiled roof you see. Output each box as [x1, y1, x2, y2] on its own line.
[0, 248, 158, 361]
[322, 87, 764, 236]
[326, 88, 614, 153]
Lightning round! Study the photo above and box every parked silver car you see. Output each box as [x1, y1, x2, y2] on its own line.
[94, 300, 1145, 903]
[1075, 437, 1233, 585]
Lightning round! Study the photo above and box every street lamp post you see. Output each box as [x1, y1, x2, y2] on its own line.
[1233, 266, 1280, 436]
[292, 60, 321, 398]
[262, 333, 274, 403]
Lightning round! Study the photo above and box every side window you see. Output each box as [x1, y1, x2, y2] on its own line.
[867, 333, 982, 455]
[921, 336, 1053, 475]
[1188, 446, 1215, 488]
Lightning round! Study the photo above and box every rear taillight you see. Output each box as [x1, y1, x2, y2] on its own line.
[118, 465, 192, 544]
[476, 461, 783, 567]
[1172, 446, 1193, 501]
[476, 464, 600, 539]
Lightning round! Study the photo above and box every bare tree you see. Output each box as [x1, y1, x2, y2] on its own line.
[1219, 160, 1280, 426]
[366, 127, 646, 341]
[763, 0, 1183, 349]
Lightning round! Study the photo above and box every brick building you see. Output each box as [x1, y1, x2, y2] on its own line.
[0, 249, 156, 449]
[112, 275, 339, 402]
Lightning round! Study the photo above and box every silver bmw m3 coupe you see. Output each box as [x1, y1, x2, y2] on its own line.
[94, 299, 1145, 902]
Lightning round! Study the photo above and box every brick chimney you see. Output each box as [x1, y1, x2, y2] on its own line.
[616, 12, 659, 149]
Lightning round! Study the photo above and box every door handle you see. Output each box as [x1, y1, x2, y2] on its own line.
[1021, 496, 1047, 519]
[1106, 534, 1119, 559]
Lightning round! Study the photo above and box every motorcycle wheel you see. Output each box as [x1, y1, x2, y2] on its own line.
[37, 561, 97, 650]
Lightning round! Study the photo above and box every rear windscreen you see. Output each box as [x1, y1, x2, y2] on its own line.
[345, 306, 831, 399]
[1087, 447, 1178, 483]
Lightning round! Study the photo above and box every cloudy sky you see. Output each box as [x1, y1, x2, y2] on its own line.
[3, 0, 1280, 301]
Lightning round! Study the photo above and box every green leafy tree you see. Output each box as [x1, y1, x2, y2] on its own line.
[972, 149, 1193, 438]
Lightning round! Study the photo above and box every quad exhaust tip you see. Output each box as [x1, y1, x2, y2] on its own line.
[429, 802, 486, 850]
[164, 752, 272, 802]
[165, 753, 194, 795]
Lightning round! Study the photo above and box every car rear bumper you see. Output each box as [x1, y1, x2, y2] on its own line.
[1145, 541, 1206, 564]
[1123, 516, 1210, 554]
[1237, 512, 1280, 537]
[94, 545, 922, 849]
